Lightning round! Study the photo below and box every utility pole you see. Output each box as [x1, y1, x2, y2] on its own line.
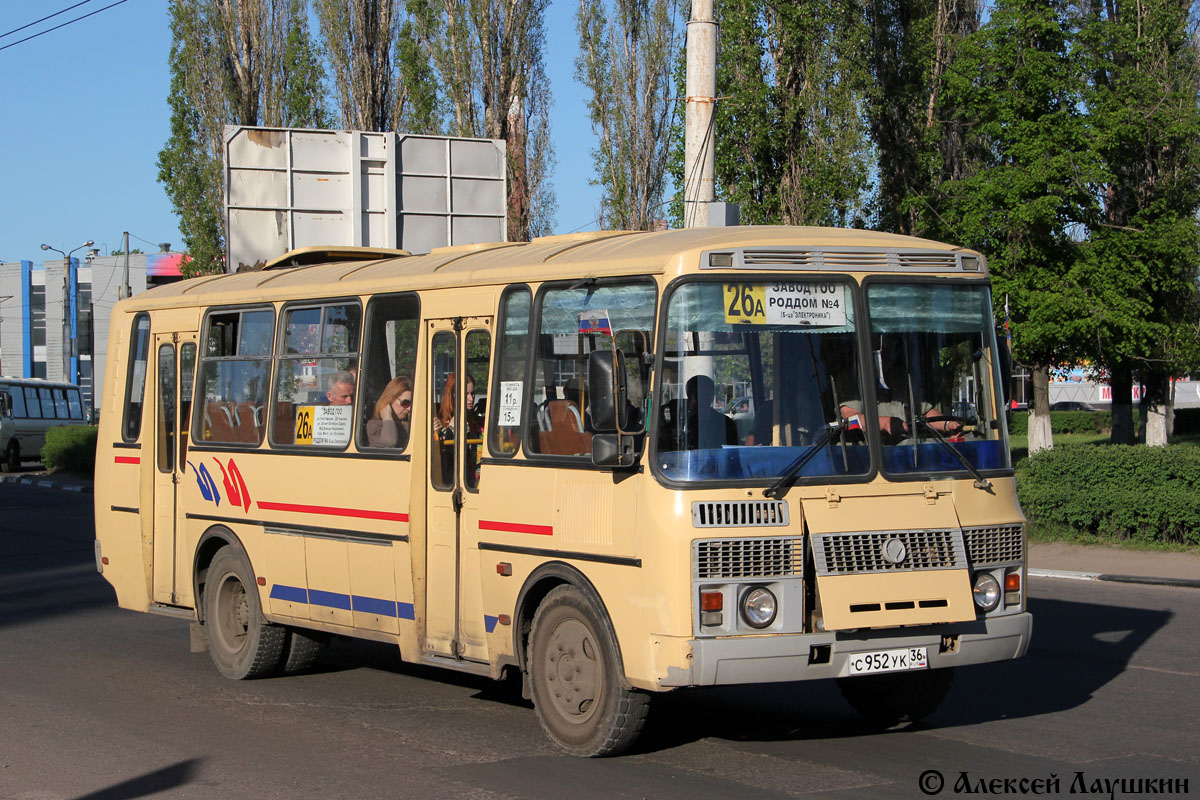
[683, 0, 716, 229]
[119, 232, 132, 300]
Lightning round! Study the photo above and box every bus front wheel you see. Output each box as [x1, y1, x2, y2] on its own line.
[202, 545, 286, 680]
[528, 585, 649, 757]
[4, 442, 19, 473]
[836, 667, 954, 727]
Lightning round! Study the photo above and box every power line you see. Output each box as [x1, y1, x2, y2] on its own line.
[0, 0, 129, 54]
[0, 1, 94, 40]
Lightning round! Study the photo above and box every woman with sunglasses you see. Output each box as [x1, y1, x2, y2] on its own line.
[367, 376, 413, 448]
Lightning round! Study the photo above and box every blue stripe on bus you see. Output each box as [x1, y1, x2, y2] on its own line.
[484, 615, 499, 633]
[270, 584, 309, 603]
[308, 589, 353, 610]
[271, 584, 416, 620]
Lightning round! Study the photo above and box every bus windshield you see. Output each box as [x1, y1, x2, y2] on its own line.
[655, 279, 1009, 484]
[866, 281, 1009, 477]
[657, 279, 869, 482]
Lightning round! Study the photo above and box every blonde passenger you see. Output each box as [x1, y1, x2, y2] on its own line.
[367, 376, 412, 448]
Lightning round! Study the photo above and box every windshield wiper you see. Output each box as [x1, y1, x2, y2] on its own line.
[763, 418, 844, 499]
[913, 418, 993, 491]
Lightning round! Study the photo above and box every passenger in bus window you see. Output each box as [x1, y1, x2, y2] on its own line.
[684, 375, 738, 449]
[366, 376, 412, 448]
[325, 370, 355, 406]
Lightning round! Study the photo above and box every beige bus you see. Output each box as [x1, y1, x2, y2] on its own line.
[94, 226, 1030, 756]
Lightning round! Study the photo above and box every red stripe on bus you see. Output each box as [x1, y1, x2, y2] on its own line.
[256, 501, 409, 523]
[479, 520, 554, 536]
[114, 456, 140, 465]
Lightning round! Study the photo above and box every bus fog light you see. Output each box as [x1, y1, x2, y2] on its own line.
[973, 573, 1001, 612]
[701, 611, 723, 627]
[741, 586, 777, 629]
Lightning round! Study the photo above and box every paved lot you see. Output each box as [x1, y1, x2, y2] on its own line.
[1, 483, 1197, 799]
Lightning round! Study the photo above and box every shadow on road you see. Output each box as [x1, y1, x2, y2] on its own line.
[628, 593, 1171, 753]
[0, 485, 113, 631]
[72, 758, 204, 800]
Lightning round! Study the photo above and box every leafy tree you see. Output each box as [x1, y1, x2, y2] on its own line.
[1073, 0, 1200, 445]
[670, 0, 873, 228]
[922, 0, 1102, 453]
[575, 0, 684, 230]
[864, 0, 981, 235]
[159, 0, 326, 275]
[415, 0, 557, 239]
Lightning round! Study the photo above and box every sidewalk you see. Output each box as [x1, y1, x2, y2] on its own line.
[3, 469, 1199, 587]
[0, 469, 93, 493]
[1030, 540, 1200, 588]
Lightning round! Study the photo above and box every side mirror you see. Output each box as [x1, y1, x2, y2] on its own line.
[591, 433, 635, 467]
[587, 350, 628, 433]
[995, 328, 1012, 408]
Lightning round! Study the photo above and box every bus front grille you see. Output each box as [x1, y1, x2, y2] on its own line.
[694, 537, 803, 580]
[963, 524, 1024, 566]
[813, 529, 966, 575]
[692, 500, 789, 528]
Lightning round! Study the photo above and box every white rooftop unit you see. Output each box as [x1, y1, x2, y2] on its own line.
[224, 126, 507, 271]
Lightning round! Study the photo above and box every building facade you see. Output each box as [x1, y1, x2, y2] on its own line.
[0, 252, 185, 415]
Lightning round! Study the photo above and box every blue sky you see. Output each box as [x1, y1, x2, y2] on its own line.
[0, 0, 604, 264]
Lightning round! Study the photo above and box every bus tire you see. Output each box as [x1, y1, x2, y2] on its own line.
[203, 545, 285, 680]
[528, 585, 649, 757]
[4, 442, 19, 473]
[836, 667, 954, 727]
[276, 628, 324, 675]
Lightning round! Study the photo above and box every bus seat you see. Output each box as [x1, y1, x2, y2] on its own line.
[274, 401, 296, 444]
[537, 400, 592, 455]
[233, 402, 263, 442]
[205, 402, 237, 442]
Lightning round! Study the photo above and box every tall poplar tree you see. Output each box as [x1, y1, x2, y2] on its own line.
[413, 0, 557, 239]
[1074, 0, 1200, 445]
[864, 0, 981, 236]
[575, 0, 684, 230]
[923, 0, 1102, 453]
[158, 0, 327, 275]
[670, 0, 872, 227]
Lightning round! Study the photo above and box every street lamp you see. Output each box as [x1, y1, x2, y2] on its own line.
[40, 239, 94, 384]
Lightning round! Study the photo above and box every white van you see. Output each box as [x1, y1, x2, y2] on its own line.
[0, 378, 86, 471]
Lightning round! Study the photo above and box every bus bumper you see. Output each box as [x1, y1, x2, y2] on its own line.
[662, 611, 1032, 688]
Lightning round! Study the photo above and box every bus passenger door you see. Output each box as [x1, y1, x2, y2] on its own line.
[151, 332, 197, 605]
[424, 317, 493, 662]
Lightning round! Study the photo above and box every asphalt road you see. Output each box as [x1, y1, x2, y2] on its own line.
[1, 484, 1197, 799]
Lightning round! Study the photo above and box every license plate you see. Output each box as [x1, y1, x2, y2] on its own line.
[846, 646, 928, 675]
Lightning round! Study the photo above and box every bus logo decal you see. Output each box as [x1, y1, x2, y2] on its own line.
[188, 461, 221, 507]
[212, 457, 252, 514]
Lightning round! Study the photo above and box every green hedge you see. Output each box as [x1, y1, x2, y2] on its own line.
[1008, 409, 1142, 436]
[41, 425, 99, 475]
[1016, 444, 1200, 545]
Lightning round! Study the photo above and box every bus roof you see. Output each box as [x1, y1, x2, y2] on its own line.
[116, 226, 980, 312]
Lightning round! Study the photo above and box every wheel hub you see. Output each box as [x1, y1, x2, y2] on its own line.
[544, 618, 601, 719]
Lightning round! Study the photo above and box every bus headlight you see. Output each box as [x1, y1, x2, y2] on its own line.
[972, 573, 1001, 612]
[741, 586, 777, 628]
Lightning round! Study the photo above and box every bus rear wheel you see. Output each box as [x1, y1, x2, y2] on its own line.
[203, 545, 285, 680]
[528, 585, 649, 757]
[4, 442, 19, 473]
[836, 667, 954, 727]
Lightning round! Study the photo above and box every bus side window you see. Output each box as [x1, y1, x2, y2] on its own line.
[10, 387, 26, 418]
[357, 293, 419, 452]
[272, 302, 361, 448]
[197, 308, 273, 445]
[488, 286, 530, 458]
[24, 387, 41, 419]
[123, 313, 151, 441]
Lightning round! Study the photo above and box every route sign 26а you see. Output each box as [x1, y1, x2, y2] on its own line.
[723, 282, 847, 327]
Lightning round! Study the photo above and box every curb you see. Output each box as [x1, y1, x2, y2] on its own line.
[1030, 567, 1200, 590]
[0, 474, 93, 494]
